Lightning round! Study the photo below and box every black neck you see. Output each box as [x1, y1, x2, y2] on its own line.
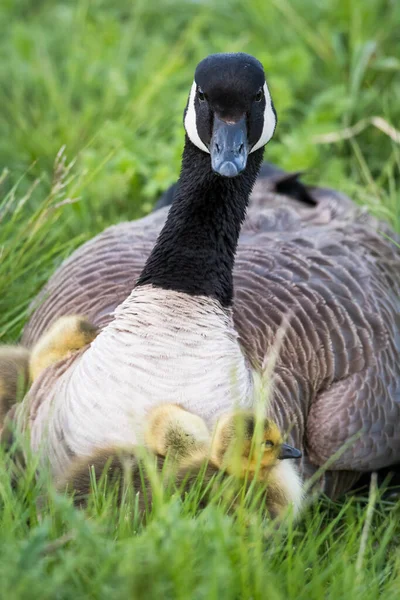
[136, 137, 264, 306]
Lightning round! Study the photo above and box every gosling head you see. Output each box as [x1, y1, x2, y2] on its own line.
[144, 404, 211, 460]
[211, 411, 301, 478]
[184, 52, 277, 177]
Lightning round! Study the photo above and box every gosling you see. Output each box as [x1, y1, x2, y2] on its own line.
[144, 404, 211, 461]
[211, 410, 304, 518]
[29, 315, 98, 382]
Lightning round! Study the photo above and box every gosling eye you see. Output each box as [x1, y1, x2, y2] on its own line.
[255, 88, 263, 102]
[262, 440, 274, 449]
[197, 87, 206, 102]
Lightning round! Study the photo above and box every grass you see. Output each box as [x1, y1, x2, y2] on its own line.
[0, 0, 399, 597]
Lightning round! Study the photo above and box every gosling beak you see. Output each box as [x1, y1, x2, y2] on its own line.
[210, 115, 249, 177]
[279, 443, 302, 460]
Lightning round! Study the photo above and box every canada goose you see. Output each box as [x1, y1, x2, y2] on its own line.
[8, 52, 400, 502]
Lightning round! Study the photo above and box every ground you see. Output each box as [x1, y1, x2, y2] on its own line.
[0, 0, 400, 598]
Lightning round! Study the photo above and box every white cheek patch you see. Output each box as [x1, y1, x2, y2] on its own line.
[250, 82, 277, 153]
[184, 81, 210, 154]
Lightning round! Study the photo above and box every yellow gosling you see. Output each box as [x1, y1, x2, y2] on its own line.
[144, 404, 211, 461]
[210, 411, 304, 518]
[29, 315, 98, 381]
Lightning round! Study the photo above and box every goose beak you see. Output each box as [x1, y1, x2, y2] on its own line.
[279, 443, 302, 460]
[210, 115, 249, 177]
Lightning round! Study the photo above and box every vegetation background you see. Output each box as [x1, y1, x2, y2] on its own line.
[0, 0, 399, 598]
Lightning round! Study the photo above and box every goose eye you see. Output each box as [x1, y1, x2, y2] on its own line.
[262, 440, 274, 449]
[255, 89, 263, 102]
[197, 88, 206, 102]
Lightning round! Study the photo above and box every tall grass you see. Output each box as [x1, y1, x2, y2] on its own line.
[0, 0, 399, 597]
[1, 443, 400, 599]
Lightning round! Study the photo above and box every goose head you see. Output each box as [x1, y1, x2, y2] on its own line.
[184, 52, 277, 177]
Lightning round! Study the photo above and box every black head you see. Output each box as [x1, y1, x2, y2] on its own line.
[184, 53, 277, 177]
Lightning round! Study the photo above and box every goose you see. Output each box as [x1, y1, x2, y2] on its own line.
[7, 52, 400, 502]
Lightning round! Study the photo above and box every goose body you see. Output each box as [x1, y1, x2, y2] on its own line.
[12, 54, 400, 499]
